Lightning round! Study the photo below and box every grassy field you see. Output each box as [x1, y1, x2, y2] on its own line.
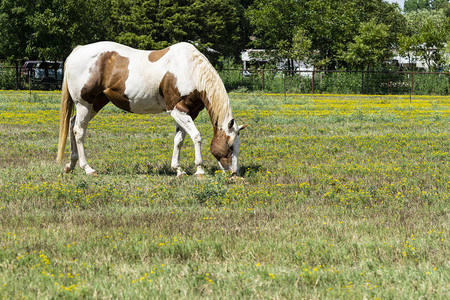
[0, 91, 449, 299]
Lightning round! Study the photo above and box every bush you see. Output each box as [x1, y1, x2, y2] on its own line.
[0, 67, 16, 90]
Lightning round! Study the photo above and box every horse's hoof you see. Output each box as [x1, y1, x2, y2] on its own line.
[177, 172, 187, 178]
[64, 165, 72, 173]
[87, 171, 98, 177]
[195, 174, 205, 180]
[229, 176, 248, 184]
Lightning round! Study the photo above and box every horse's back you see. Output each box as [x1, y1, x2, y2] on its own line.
[63, 41, 211, 114]
[65, 42, 162, 113]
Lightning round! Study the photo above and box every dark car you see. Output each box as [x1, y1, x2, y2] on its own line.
[21, 60, 63, 85]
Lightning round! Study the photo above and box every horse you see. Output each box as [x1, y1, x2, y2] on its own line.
[57, 41, 247, 177]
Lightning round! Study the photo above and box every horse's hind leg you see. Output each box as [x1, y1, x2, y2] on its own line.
[171, 125, 187, 177]
[72, 103, 97, 176]
[65, 94, 109, 175]
[64, 115, 79, 173]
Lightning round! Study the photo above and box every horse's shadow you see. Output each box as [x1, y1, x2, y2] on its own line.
[238, 163, 263, 177]
[147, 163, 263, 177]
[205, 163, 263, 177]
[101, 162, 263, 177]
[141, 163, 177, 176]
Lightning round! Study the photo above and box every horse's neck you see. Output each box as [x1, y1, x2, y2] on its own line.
[203, 92, 233, 131]
[188, 50, 233, 130]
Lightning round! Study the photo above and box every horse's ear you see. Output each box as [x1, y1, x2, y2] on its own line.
[239, 124, 249, 131]
[228, 119, 234, 129]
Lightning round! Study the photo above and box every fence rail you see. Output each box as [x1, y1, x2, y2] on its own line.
[218, 68, 450, 96]
[0, 65, 449, 95]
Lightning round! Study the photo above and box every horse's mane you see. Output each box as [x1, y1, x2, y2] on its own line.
[188, 49, 233, 128]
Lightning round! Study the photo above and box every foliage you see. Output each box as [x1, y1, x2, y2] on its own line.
[0, 0, 447, 71]
[0, 91, 448, 298]
[110, 0, 242, 59]
[288, 28, 312, 63]
[445, 43, 450, 68]
[404, 0, 450, 12]
[399, 8, 450, 70]
[339, 20, 392, 69]
[246, 0, 405, 68]
[0, 0, 243, 61]
[0, 0, 111, 60]
[0, 68, 16, 90]
[29, 0, 112, 60]
[0, 0, 35, 60]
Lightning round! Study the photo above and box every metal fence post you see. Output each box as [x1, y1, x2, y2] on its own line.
[387, 71, 390, 95]
[312, 69, 315, 94]
[366, 70, 369, 94]
[261, 69, 265, 92]
[28, 69, 32, 96]
[15, 61, 19, 90]
[361, 71, 364, 94]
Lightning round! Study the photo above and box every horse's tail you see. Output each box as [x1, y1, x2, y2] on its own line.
[56, 69, 73, 163]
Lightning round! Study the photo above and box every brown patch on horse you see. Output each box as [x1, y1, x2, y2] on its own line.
[159, 71, 208, 119]
[175, 90, 208, 120]
[159, 72, 179, 110]
[81, 51, 131, 112]
[92, 93, 110, 113]
[148, 47, 170, 63]
[210, 128, 233, 168]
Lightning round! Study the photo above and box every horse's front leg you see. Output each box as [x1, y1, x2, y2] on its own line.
[171, 125, 187, 177]
[73, 103, 97, 176]
[170, 108, 205, 177]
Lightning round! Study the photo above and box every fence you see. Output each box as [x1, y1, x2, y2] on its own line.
[0, 65, 62, 91]
[1, 65, 449, 95]
[219, 69, 450, 95]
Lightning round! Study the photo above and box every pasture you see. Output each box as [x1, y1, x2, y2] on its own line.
[0, 91, 448, 298]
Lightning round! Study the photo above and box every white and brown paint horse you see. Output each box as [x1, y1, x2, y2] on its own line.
[57, 41, 247, 177]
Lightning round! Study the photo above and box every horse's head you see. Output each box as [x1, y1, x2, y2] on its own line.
[210, 119, 248, 175]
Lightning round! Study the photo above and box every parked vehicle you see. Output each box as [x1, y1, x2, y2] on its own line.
[21, 61, 63, 86]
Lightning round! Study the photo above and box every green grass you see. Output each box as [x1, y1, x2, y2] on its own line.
[0, 91, 449, 299]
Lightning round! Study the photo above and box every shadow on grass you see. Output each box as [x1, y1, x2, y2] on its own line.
[99, 161, 263, 178]
[141, 163, 177, 176]
[98, 162, 177, 176]
[239, 163, 263, 177]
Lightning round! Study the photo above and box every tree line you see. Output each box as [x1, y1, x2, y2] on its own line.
[0, 0, 449, 70]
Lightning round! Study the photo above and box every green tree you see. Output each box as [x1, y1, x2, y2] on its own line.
[444, 43, 450, 70]
[290, 28, 312, 64]
[0, 0, 35, 60]
[158, 0, 241, 57]
[0, 0, 244, 62]
[399, 8, 450, 69]
[246, 0, 405, 69]
[340, 20, 392, 69]
[246, 0, 305, 56]
[29, 0, 112, 60]
[0, 0, 112, 60]
[110, 0, 242, 60]
[404, 0, 449, 12]
[110, 0, 161, 49]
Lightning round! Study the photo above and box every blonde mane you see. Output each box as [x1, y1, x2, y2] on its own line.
[189, 51, 233, 128]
